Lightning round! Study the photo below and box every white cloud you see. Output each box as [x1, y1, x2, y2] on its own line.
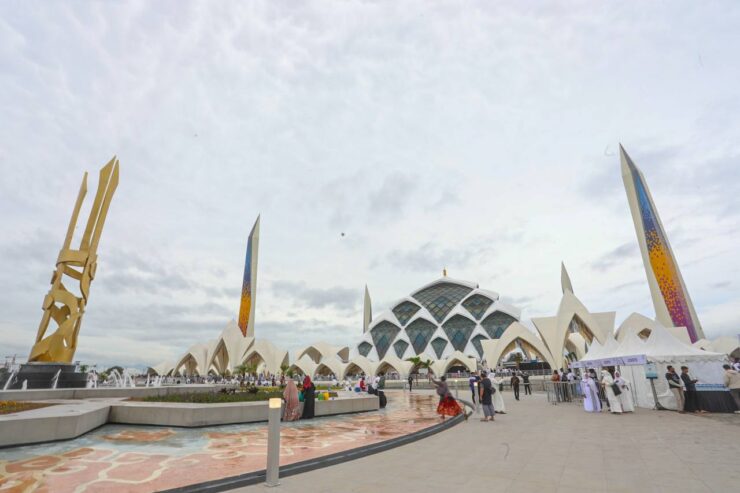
[1, 1, 739, 366]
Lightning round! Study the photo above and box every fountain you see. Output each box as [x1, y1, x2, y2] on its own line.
[50, 369, 62, 389]
[2, 371, 17, 391]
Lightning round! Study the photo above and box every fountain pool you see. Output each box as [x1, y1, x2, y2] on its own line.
[0, 393, 445, 492]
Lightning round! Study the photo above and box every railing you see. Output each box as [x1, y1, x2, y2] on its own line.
[543, 381, 583, 404]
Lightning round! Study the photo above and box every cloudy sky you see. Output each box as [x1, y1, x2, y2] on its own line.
[1, 1, 739, 368]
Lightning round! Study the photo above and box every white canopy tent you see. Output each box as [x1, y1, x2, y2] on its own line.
[574, 326, 727, 409]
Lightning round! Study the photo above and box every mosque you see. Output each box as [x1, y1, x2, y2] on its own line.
[152, 146, 739, 379]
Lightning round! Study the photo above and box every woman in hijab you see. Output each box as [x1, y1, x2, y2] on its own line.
[301, 375, 316, 419]
[282, 379, 301, 421]
[431, 375, 462, 420]
[614, 371, 634, 412]
[600, 369, 623, 414]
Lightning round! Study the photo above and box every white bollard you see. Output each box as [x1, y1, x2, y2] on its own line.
[266, 397, 282, 487]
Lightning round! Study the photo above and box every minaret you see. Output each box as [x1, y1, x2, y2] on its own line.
[620, 145, 704, 342]
[561, 262, 574, 294]
[238, 215, 260, 337]
[363, 285, 372, 333]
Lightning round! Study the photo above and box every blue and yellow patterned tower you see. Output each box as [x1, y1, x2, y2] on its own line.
[238, 215, 260, 337]
[620, 145, 704, 342]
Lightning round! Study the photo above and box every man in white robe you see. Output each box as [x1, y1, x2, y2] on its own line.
[581, 373, 601, 412]
[601, 369, 623, 414]
[614, 371, 635, 412]
[491, 374, 506, 413]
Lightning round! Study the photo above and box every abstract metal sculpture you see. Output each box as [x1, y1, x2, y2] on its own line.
[238, 215, 260, 337]
[620, 145, 704, 342]
[28, 157, 120, 363]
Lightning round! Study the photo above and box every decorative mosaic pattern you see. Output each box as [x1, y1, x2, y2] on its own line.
[391, 301, 421, 327]
[392, 340, 409, 359]
[370, 321, 401, 360]
[405, 318, 437, 355]
[430, 337, 448, 359]
[461, 294, 493, 320]
[442, 315, 475, 352]
[627, 157, 700, 342]
[481, 311, 516, 339]
[412, 283, 472, 323]
[0, 394, 442, 493]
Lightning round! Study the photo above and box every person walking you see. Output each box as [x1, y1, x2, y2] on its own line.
[722, 364, 740, 413]
[478, 371, 495, 422]
[665, 365, 685, 413]
[522, 372, 531, 395]
[680, 366, 704, 414]
[407, 374, 413, 392]
[511, 373, 520, 401]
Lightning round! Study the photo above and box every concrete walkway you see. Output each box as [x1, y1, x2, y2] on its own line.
[231, 390, 740, 493]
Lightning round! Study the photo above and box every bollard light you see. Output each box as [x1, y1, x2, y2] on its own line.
[266, 398, 282, 487]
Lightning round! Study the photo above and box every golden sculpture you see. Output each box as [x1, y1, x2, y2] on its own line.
[28, 157, 119, 363]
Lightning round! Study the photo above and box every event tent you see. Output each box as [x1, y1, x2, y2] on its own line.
[575, 326, 727, 409]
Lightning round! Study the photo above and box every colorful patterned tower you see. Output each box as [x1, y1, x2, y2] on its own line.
[238, 215, 260, 337]
[620, 145, 704, 342]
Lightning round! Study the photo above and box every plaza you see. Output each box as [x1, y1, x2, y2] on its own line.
[231, 390, 739, 493]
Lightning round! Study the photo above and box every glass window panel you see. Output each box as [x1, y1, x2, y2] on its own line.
[442, 314, 476, 352]
[370, 321, 401, 360]
[404, 318, 437, 355]
[431, 338, 448, 359]
[461, 294, 494, 321]
[358, 341, 372, 357]
[393, 340, 409, 359]
[471, 334, 489, 358]
[481, 311, 517, 339]
[392, 301, 421, 327]
[412, 282, 473, 323]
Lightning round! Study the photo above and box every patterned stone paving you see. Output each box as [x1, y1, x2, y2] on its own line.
[0, 393, 440, 492]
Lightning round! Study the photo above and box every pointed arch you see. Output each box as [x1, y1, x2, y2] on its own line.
[481, 322, 556, 369]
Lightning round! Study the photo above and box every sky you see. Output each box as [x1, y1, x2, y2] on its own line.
[1, 1, 739, 369]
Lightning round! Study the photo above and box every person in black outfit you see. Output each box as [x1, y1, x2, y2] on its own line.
[407, 374, 413, 392]
[680, 366, 704, 414]
[511, 373, 520, 400]
[522, 373, 531, 395]
[301, 376, 316, 419]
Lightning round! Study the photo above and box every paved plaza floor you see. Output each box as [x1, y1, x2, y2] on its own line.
[232, 390, 740, 493]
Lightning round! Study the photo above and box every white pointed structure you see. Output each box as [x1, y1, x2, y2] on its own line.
[238, 215, 260, 337]
[531, 264, 615, 370]
[620, 145, 704, 342]
[363, 285, 372, 333]
[561, 261, 574, 294]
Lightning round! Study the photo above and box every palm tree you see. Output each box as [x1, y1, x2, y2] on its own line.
[280, 363, 289, 376]
[512, 352, 523, 370]
[235, 363, 249, 378]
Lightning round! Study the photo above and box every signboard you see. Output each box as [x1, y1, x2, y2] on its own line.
[622, 354, 647, 365]
[644, 362, 658, 379]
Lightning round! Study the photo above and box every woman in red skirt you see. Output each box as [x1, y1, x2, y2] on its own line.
[432, 375, 462, 419]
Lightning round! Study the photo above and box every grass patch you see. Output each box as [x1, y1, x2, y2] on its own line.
[137, 391, 284, 404]
[0, 401, 55, 415]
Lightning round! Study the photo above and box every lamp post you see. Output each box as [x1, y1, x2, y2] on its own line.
[266, 397, 282, 487]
